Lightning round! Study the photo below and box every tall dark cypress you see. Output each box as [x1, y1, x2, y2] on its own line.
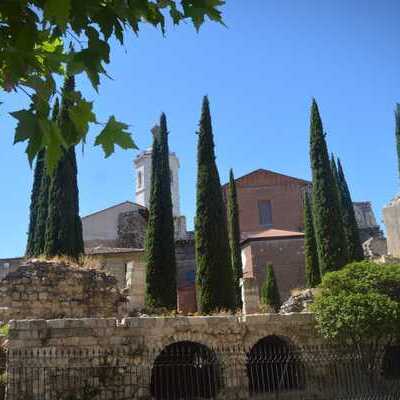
[227, 169, 243, 309]
[330, 154, 340, 193]
[144, 114, 177, 309]
[337, 159, 364, 261]
[303, 192, 321, 287]
[195, 96, 235, 313]
[395, 104, 400, 179]
[309, 99, 348, 275]
[44, 77, 83, 259]
[26, 149, 46, 257]
[33, 98, 60, 256]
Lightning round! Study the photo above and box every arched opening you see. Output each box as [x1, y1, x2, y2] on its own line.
[246, 335, 305, 396]
[151, 341, 221, 399]
[382, 344, 400, 380]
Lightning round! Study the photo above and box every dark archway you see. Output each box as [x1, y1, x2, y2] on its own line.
[150, 341, 221, 399]
[382, 344, 400, 380]
[246, 335, 305, 396]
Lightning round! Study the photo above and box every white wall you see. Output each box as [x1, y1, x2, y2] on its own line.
[82, 202, 138, 243]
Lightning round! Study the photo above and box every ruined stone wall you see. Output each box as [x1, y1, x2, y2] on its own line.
[0, 261, 127, 321]
[6, 314, 319, 400]
[0, 257, 23, 281]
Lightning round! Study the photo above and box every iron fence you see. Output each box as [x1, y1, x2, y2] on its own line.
[4, 343, 400, 400]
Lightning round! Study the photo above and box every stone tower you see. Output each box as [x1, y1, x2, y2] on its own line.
[134, 125, 181, 217]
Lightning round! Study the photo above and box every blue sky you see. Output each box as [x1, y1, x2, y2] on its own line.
[1, 0, 399, 258]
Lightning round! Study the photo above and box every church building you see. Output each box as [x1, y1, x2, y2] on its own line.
[0, 125, 384, 313]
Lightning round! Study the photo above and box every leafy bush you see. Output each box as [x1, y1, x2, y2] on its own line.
[312, 261, 400, 345]
[0, 324, 9, 337]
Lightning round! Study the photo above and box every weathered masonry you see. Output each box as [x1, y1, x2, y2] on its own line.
[6, 314, 400, 399]
[7, 314, 320, 400]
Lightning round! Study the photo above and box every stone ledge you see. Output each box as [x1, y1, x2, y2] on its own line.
[9, 313, 314, 331]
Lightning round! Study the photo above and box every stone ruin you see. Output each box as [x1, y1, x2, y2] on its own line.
[0, 260, 127, 322]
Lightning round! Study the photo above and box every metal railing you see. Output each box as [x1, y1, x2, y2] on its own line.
[4, 343, 400, 400]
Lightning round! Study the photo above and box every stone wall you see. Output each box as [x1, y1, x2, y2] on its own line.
[175, 239, 197, 313]
[0, 260, 127, 321]
[6, 314, 320, 399]
[383, 197, 400, 258]
[0, 257, 23, 281]
[117, 209, 148, 248]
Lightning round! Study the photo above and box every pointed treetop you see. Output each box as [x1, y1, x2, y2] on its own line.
[310, 99, 323, 134]
[199, 96, 211, 128]
[395, 104, 400, 180]
[159, 113, 168, 137]
[160, 112, 166, 126]
[229, 168, 234, 181]
[331, 154, 339, 181]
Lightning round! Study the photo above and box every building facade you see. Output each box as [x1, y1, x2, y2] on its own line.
[222, 169, 312, 234]
[0, 131, 385, 312]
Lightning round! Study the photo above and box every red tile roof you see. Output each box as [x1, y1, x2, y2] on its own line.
[241, 229, 304, 245]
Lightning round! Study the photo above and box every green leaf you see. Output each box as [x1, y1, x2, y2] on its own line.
[95, 116, 137, 158]
[11, 110, 37, 143]
[44, 0, 71, 29]
[40, 119, 65, 173]
[69, 99, 96, 139]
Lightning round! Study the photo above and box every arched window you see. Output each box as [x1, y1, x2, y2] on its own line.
[151, 341, 221, 399]
[246, 335, 305, 395]
[137, 171, 143, 188]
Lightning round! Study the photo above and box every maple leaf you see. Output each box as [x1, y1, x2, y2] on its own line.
[95, 116, 137, 158]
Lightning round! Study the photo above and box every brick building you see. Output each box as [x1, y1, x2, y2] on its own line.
[0, 132, 384, 312]
[222, 169, 311, 301]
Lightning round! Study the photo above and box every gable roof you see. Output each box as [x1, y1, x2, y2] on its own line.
[222, 169, 311, 188]
[82, 201, 146, 220]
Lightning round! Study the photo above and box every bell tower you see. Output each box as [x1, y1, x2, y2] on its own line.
[134, 125, 181, 218]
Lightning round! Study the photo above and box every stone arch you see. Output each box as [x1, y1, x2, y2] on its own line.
[150, 341, 222, 400]
[246, 335, 305, 396]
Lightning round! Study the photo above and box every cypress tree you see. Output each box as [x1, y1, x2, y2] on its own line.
[26, 149, 46, 257]
[44, 76, 84, 259]
[32, 98, 60, 256]
[337, 158, 364, 261]
[303, 192, 321, 287]
[195, 96, 235, 313]
[144, 113, 177, 309]
[227, 169, 243, 309]
[330, 154, 340, 193]
[309, 99, 348, 275]
[260, 264, 281, 312]
[395, 104, 400, 179]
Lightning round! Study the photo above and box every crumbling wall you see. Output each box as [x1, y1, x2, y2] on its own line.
[0, 260, 127, 321]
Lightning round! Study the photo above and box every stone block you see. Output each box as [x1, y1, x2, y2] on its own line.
[240, 277, 260, 315]
[383, 197, 400, 258]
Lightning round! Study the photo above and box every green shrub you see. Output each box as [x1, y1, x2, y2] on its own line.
[312, 261, 400, 345]
[0, 324, 9, 337]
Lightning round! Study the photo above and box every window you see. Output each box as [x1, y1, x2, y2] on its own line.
[137, 171, 143, 188]
[258, 200, 272, 227]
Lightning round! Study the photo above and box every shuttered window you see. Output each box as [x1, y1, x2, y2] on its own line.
[258, 200, 272, 227]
